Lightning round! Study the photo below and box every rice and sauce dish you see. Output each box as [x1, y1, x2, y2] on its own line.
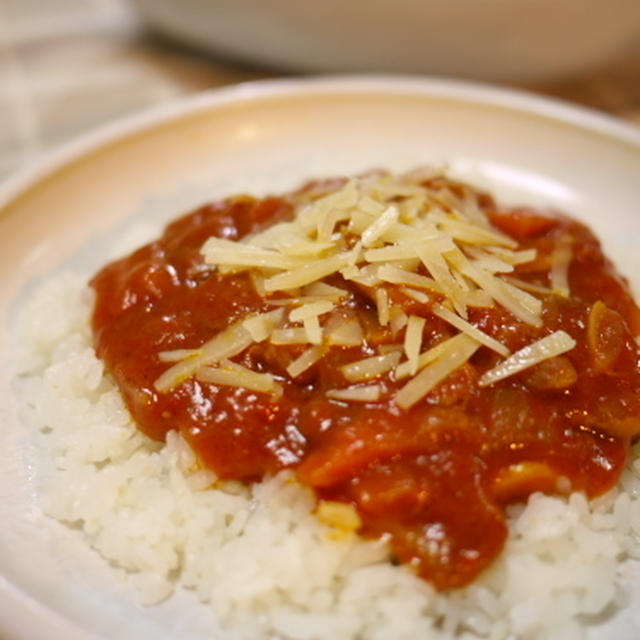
[15, 168, 640, 639]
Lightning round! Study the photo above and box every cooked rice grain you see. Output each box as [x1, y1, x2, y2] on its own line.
[14, 272, 640, 640]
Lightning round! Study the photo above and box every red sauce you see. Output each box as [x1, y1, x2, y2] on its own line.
[90, 179, 640, 590]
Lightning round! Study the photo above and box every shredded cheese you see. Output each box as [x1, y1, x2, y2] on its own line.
[286, 345, 325, 378]
[465, 246, 515, 274]
[158, 348, 200, 363]
[377, 264, 440, 292]
[270, 327, 310, 345]
[197, 360, 281, 395]
[402, 288, 431, 304]
[264, 253, 352, 292]
[154, 320, 253, 392]
[404, 315, 426, 376]
[453, 253, 543, 327]
[303, 315, 323, 345]
[242, 309, 285, 342]
[152, 170, 578, 406]
[430, 210, 517, 248]
[266, 296, 342, 307]
[417, 244, 467, 317]
[395, 332, 475, 380]
[464, 289, 493, 308]
[304, 282, 349, 300]
[364, 244, 422, 263]
[395, 335, 480, 409]
[488, 247, 537, 265]
[326, 385, 382, 402]
[361, 204, 399, 247]
[432, 304, 510, 357]
[375, 288, 390, 326]
[341, 351, 402, 382]
[325, 317, 364, 346]
[289, 300, 335, 322]
[502, 276, 553, 295]
[389, 307, 408, 335]
[201, 238, 304, 271]
[479, 330, 576, 387]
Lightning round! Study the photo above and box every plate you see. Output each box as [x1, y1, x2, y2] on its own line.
[1, 76, 640, 640]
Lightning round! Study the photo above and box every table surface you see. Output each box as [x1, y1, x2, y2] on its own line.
[1, 0, 639, 180]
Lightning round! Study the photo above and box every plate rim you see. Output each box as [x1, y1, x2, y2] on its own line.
[1, 74, 640, 214]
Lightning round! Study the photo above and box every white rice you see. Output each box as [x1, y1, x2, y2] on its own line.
[13, 271, 640, 640]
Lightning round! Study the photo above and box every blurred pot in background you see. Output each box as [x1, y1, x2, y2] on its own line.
[129, 0, 640, 82]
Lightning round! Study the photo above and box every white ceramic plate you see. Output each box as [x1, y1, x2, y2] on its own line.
[1, 76, 640, 640]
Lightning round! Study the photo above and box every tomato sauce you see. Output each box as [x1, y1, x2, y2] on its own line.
[90, 180, 640, 590]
